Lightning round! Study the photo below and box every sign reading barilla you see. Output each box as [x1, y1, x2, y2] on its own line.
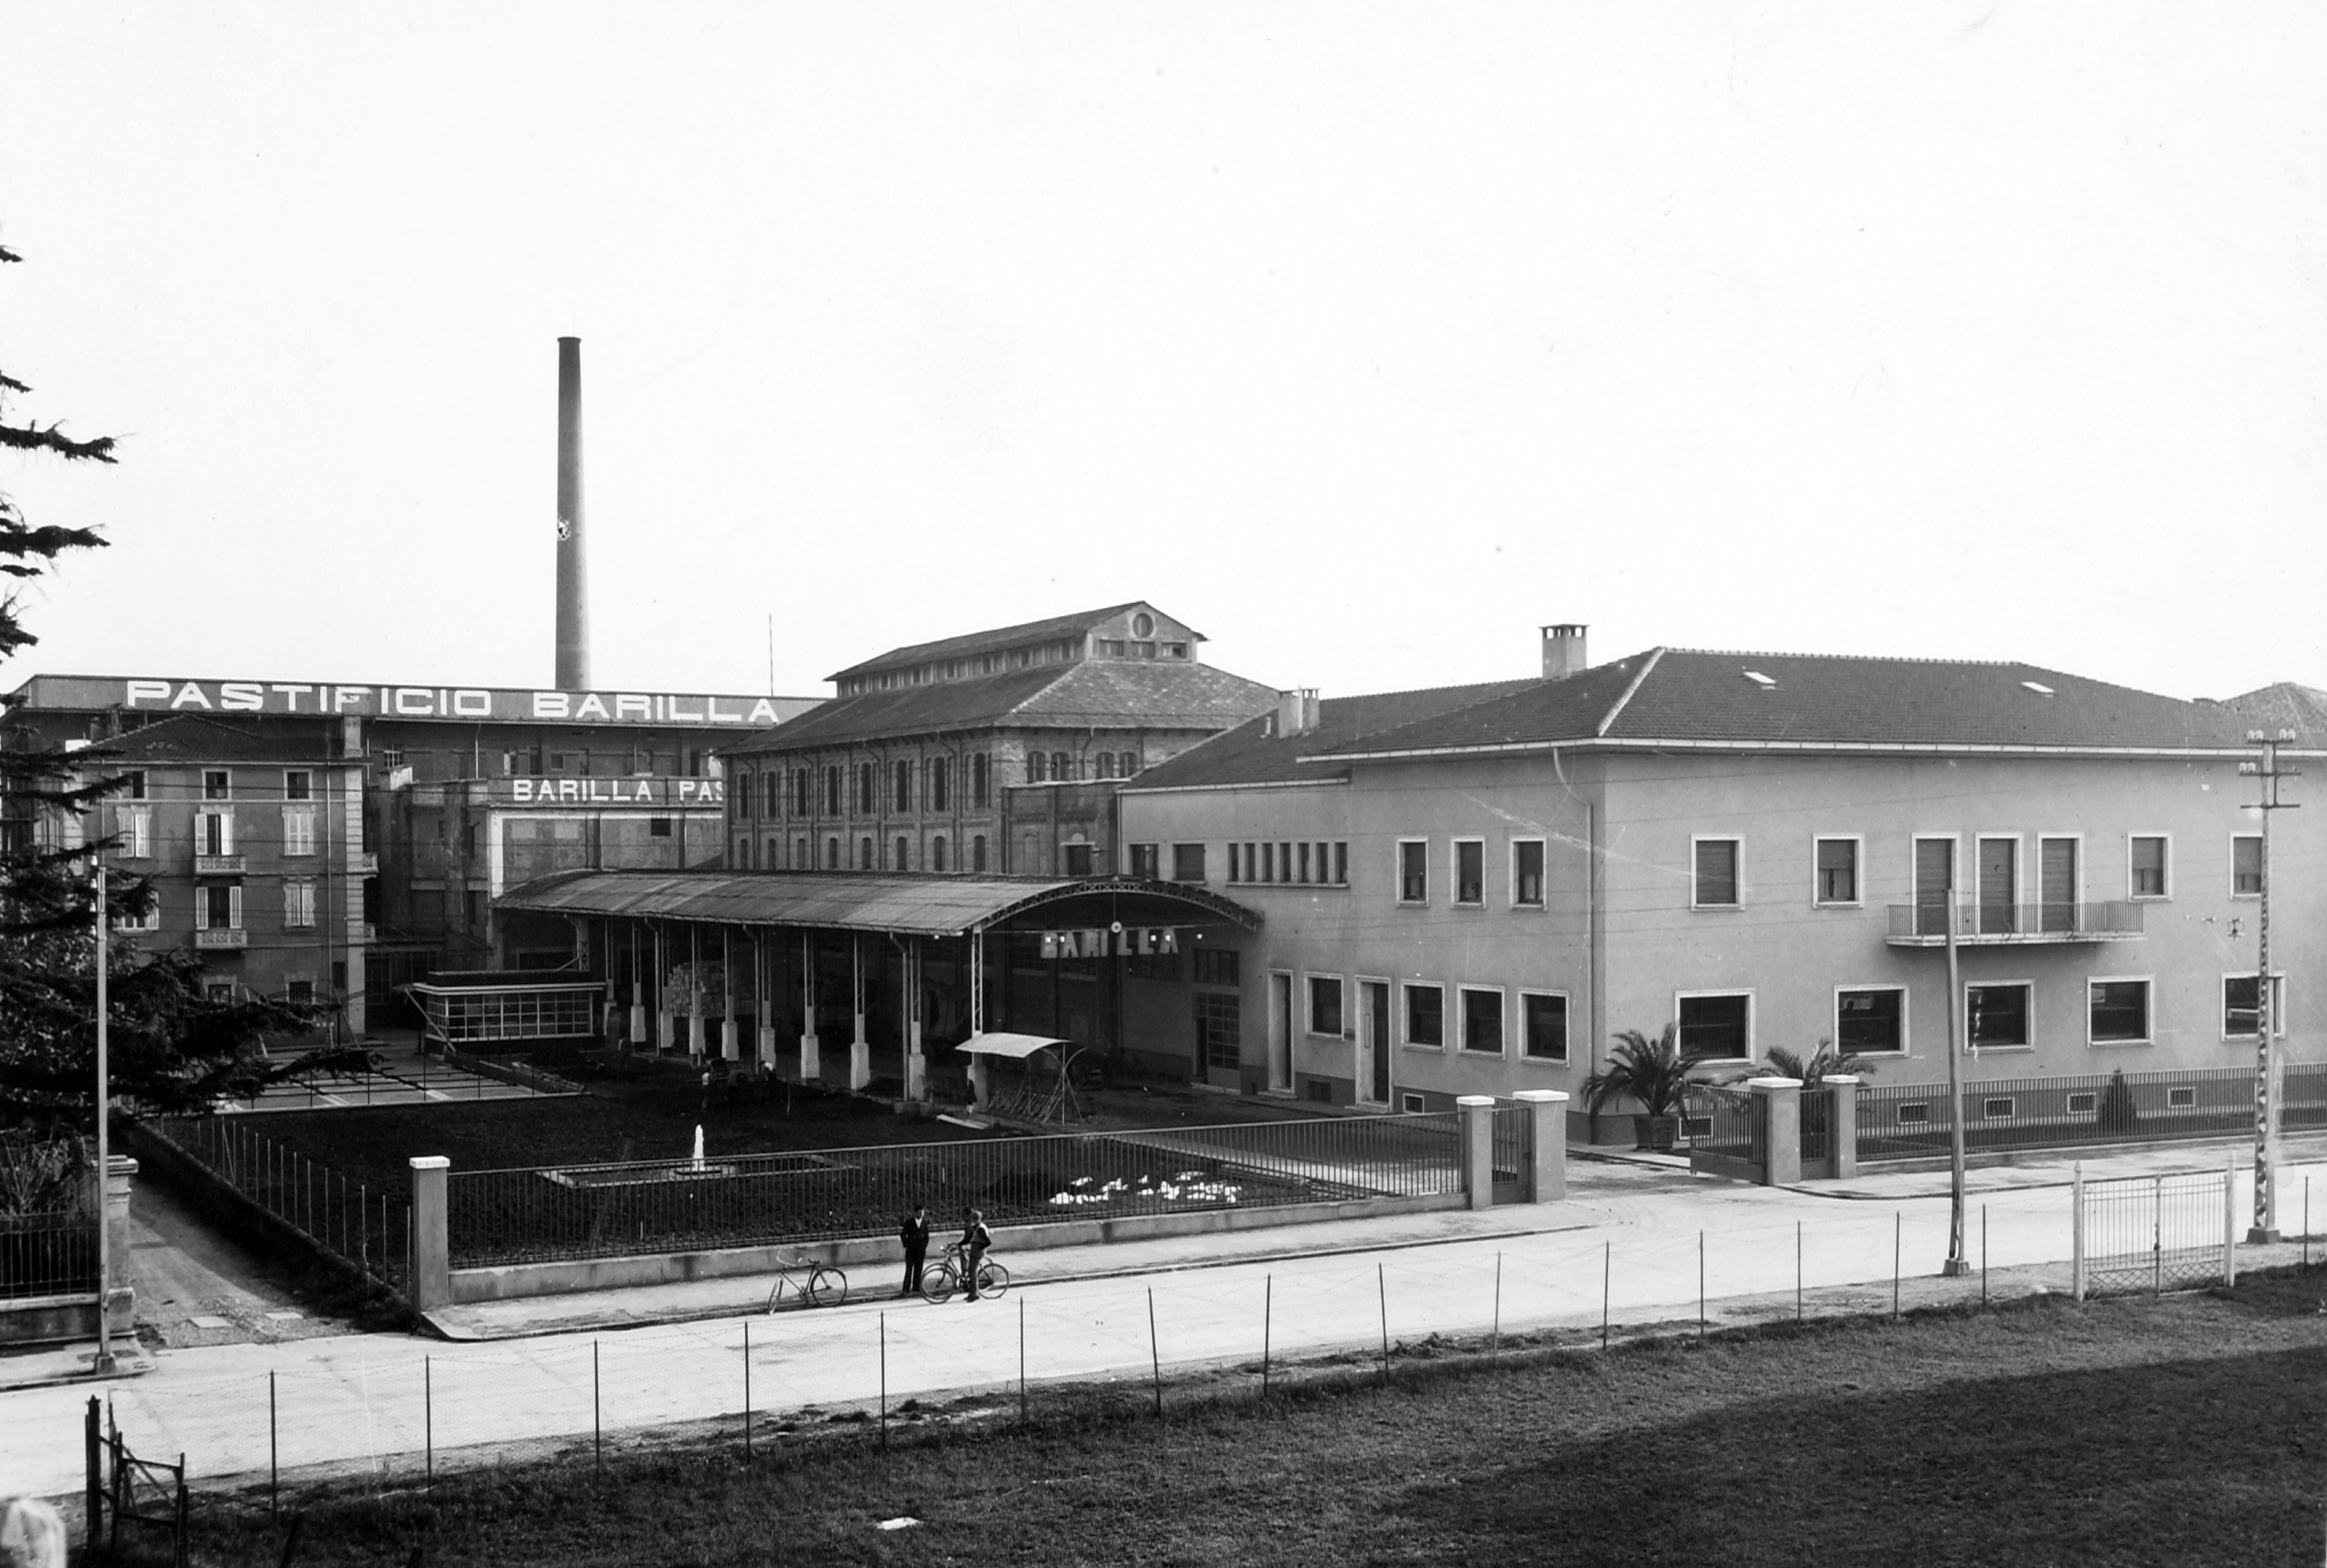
[1041, 928, 1180, 959]
[18, 674, 811, 728]
[493, 776, 726, 807]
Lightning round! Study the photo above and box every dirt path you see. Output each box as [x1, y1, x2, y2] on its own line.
[123, 1179, 357, 1350]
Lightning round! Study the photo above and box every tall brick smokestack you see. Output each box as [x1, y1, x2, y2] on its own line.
[554, 335, 591, 691]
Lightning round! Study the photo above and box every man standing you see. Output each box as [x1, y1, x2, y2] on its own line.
[898, 1205, 931, 1297]
[961, 1207, 992, 1302]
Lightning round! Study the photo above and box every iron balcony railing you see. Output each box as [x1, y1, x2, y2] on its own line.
[445, 1113, 1466, 1270]
[1884, 900, 2144, 946]
[193, 854, 245, 876]
[192, 927, 248, 949]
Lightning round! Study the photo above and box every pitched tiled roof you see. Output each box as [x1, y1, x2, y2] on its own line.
[1315, 648, 2270, 761]
[2223, 683, 2327, 750]
[98, 715, 335, 765]
[724, 659, 1278, 756]
[828, 602, 1182, 682]
[1121, 679, 1541, 791]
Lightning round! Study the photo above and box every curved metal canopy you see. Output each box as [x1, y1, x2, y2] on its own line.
[495, 868, 1260, 940]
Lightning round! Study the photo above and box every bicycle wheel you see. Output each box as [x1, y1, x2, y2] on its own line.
[974, 1261, 1009, 1299]
[920, 1260, 958, 1304]
[806, 1264, 848, 1308]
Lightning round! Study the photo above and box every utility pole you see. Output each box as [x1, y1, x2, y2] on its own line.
[1942, 857, 1969, 1275]
[2242, 729, 2299, 1244]
[92, 857, 116, 1375]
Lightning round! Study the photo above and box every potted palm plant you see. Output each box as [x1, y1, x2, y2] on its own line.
[1583, 1024, 1694, 1151]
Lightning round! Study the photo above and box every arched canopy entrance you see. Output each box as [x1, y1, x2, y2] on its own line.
[493, 869, 1260, 1101]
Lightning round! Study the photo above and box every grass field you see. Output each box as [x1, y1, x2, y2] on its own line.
[167, 1267, 2327, 1566]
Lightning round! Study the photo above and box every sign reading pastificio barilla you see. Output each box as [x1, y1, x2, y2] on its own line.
[10, 675, 815, 728]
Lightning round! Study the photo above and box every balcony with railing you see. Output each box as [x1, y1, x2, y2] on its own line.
[194, 926, 248, 949]
[194, 854, 245, 876]
[1885, 900, 2142, 947]
[351, 851, 379, 875]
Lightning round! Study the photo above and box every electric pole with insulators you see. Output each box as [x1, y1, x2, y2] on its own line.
[2241, 729, 2298, 1244]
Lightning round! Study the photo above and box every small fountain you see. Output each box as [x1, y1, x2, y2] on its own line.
[691, 1124, 706, 1174]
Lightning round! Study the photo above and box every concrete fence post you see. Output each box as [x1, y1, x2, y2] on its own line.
[1822, 1076, 1859, 1180]
[1457, 1096, 1496, 1211]
[1746, 1078, 1802, 1187]
[409, 1156, 451, 1312]
[1512, 1089, 1569, 1203]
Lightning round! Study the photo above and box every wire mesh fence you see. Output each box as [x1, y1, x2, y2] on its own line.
[144, 1117, 413, 1298]
[444, 1113, 1466, 1268]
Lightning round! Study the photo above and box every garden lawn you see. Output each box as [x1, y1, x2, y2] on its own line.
[175, 1268, 2327, 1567]
[227, 1075, 995, 1196]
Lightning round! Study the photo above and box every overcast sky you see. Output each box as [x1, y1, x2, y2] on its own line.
[3, 5, 2321, 706]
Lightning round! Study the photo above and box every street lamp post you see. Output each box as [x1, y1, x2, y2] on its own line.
[1942, 868, 1970, 1275]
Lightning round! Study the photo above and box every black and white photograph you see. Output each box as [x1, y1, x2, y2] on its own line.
[3, 5, 2325, 1563]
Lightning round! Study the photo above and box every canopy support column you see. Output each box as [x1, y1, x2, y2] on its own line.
[655, 923, 676, 1052]
[755, 930, 776, 1068]
[848, 934, 871, 1092]
[799, 932, 821, 1082]
[720, 927, 739, 1062]
[685, 923, 706, 1060]
[902, 937, 925, 1104]
[628, 922, 646, 1046]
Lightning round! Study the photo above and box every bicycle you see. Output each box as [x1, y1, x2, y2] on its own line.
[918, 1242, 1009, 1304]
[765, 1252, 849, 1311]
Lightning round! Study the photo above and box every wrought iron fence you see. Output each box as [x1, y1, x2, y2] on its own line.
[1683, 1085, 1761, 1169]
[146, 1116, 411, 1296]
[1799, 1087, 1834, 1165]
[1489, 1104, 1529, 1199]
[1853, 1066, 2295, 1163]
[2074, 1166, 2234, 1299]
[0, 1207, 98, 1300]
[446, 1113, 1465, 1270]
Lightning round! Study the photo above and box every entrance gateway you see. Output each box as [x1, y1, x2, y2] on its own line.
[493, 869, 1262, 1094]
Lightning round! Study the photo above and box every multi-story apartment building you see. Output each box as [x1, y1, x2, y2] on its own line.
[7, 672, 817, 1031]
[1116, 628, 2325, 1127]
[716, 603, 1278, 879]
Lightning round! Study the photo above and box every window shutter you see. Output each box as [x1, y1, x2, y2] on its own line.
[228, 885, 244, 931]
[220, 811, 236, 857]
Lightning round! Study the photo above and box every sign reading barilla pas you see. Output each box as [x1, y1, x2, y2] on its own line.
[14, 674, 814, 728]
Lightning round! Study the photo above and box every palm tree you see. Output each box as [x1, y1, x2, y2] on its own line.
[1583, 1024, 1695, 1149]
[1754, 1040, 1877, 1085]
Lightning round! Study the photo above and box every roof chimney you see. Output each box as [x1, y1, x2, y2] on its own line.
[1275, 688, 1320, 738]
[554, 336, 591, 692]
[1541, 623, 1587, 682]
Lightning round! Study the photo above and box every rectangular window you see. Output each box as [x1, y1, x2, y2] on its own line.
[1398, 839, 1429, 904]
[122, 770, 146, 801]
[1403, 983, 1445, 1049]
[1129, 843, 1160, 879]
[1192, 948, 1239, 986]
[1814, 837, 1859, 905]
[1521, 992, 1568, 1060]
[1835, 987, 1906, 1054]
[931, 756, 949, 811]
[1261, 843, 1274, 883]
[1172, 843, 1207, 883]
[1063, 842, 1094, 876]
[1297, 842, 1311, 884]
[1677, 992, 1751, 1059]
[1513, 839, 1545, 906]
[1692, 838, 1740, 908]
[284, 770, 311, 802]
[203, 770, 231, 801]
[766, 774, 782, 818]
[1194, 992, 1241, 1072]
[824, 836, 840, 869]
[1968, 983, 2032, 1049]
[283, 804, 317, 857]
[823, 766, 841, 814]
[284, 878, 316, 929]
[1913, 837, 1956, 936]
[198, 810, 235, 857]
[1333, 842, 1347, 885]
[2232, 834, 2263, 897]
[894, 761, 911, 812]
[2089, 978, 2152, 1045]
[972, 834, 988, 872]
[287, 978, 316, 1007]
[114, 894, 161, 933]
[118, 804, 152, 859]
[972, 753, 990, 808]
[1460, 987, 1504, 1054]
[2129, 835, 2169, 899]
[203, 883, 242, 931]
[1454, 839, 1485, 906]
[2223, 973, 2287, 1039]
[1308, 976, 1344, 1037]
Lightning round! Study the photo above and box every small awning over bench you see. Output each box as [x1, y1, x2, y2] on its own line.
[957, 1032, 1074, 1060]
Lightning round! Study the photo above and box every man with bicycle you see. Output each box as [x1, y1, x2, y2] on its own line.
[959, 1207, 992, 1301]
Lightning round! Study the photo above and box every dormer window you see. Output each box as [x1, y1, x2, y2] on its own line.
[2022, 681, 2055, 696]
[1742, 671, 1776, 689]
